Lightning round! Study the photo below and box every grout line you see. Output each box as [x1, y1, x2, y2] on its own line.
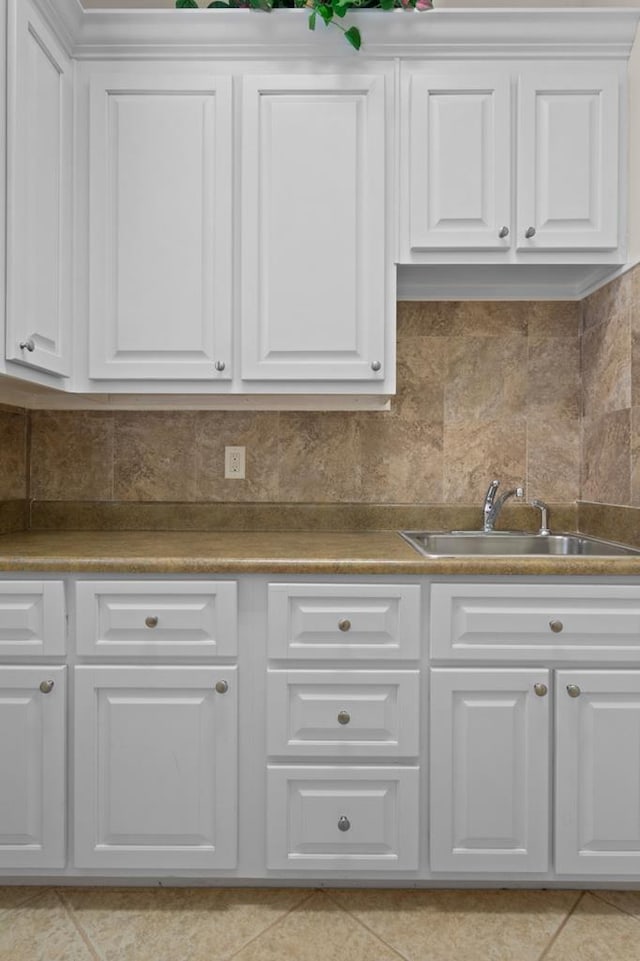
[588, 890, 640, 925]
[55, 889, 104, 961]
[323, 890, 412, 961]
[536, 890, 585, 961]
[225, 887, 318, 960]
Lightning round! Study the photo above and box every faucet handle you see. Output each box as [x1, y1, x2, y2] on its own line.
[484, 479, 500, 506]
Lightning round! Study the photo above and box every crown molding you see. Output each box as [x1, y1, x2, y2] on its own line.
[31, 5, 640, 60]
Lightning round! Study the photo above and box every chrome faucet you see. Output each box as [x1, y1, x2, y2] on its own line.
[530, 498, 550, 535]
[482, 479, 524, 532]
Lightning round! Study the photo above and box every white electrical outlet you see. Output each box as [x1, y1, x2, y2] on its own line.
[224, 446, 246, 479]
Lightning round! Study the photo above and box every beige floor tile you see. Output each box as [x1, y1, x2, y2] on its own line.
[62, 886, 313, 961]
[231, 891, 405, 961]
[591, 889, 640, 920]
[543, 892, 640, 961]
[0, 887, 48, 914]
[0, 890, 97, 961]
[328, 888, 581, 961]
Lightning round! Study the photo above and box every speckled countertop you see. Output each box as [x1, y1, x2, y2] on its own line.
[0, 529, 639, 575]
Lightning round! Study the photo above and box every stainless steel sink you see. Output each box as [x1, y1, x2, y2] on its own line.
[399, 530, 640, 557]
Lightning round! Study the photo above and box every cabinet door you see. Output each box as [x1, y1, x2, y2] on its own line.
[517, 64, 621, 251]
[241, 74, 388, 383]
[402, 66, 511, 252]
[0, 667, 66, 869]
[6, 0, 72, 377]
[74, 666, 237, 869]
[556, 670, 640, 875]
[88, 69, 232, 380]
[430, 669, 550, 873]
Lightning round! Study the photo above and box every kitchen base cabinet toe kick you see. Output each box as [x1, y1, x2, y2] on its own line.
[2, 573, 640, 885]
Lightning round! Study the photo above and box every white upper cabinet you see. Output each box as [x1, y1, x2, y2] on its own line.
[240, 73, 390, 385]
[5, 0, 72, 378]
[401, 60, 625, 264]
[87, 68, 233, 381]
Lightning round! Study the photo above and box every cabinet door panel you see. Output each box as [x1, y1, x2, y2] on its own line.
[404, 67, 511, 251]
[6, 0, 72, 377]
[517, 65, 620, 250]
[556, 671, 640, 875]
[430, 669, 550, 873]
[0, 667, 66, 869]
[241, 74, 387, 382]
[74, 666, 237, 869]
[88, 71, 232, 380]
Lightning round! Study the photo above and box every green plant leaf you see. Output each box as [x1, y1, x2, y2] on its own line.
[207, 2, 229, 7]
[308, 9, 317, 28]
[176, 0, 200, 7]
[334, 3, 349, 17]
[344, 24, 361, 48]
[380, 0, 394, 10]
[317, 3, 333, 23]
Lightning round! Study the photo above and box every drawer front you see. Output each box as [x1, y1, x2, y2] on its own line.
[431, 583, 640, 662]
[0, 581, 65, 657]
[268, 584, 421, 660]
[267, 670, 420, 757]
[76, 581, 237, 657]
[267, 766, 419, 871]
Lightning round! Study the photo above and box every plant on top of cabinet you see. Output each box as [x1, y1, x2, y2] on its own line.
[176, 0, 433, 50]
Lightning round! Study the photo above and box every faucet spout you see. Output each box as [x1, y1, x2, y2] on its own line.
[483, 481, 524, 532]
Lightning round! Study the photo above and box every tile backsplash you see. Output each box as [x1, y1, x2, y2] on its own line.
[27, 300, 581, 507]
[5, 265, 639, 520]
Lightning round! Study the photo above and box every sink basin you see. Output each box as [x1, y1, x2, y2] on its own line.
[399, 530, 640, 557]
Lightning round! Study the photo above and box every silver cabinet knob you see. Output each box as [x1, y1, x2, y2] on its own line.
[145, 616, 158, 629]
[39, 680, 54, 694]
[371, 361, 382, 372]
[215, 680, 229, 694]
[338, 618, 351, 633]
[567, 684, 581, 698]
[214, 361, 226, 372]
[534, 683, 548, 697]
[525, 226, 536, 239]
[19, 338, 35, 352]
[498, 226, 509, 238]
[337, 710, 351, 725]
[549, 620, 563, 634]
[337, 815, 351, 832]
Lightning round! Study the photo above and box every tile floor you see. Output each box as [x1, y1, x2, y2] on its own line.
[1, 886, 640, 961]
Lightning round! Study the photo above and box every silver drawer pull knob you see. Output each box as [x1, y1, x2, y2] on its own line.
[549, 620, 563, 633]
[525, 226, 536, 239]
[214, 360, 226, 372]
[337, 710, 351, 725]
[39, 680, 54, 694]
[145, 616, 158, 629]
[534, 683, 548, 697]
[338, 815, 351, 832]
[498, 226, 509, 238]
[215, 680, 229, 695]
[567, 684, 581, 698]
[338, 619, 351, 632]
[371, 360, 382, 372]
[19, 338, 35, 352]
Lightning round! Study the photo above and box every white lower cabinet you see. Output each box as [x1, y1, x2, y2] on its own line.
[267, 766, 420, 871]
[74, 665, 237, 870]
[430, 669, 551, 873]
[0, 666, 66, 869]
[556, 670, 640, 875]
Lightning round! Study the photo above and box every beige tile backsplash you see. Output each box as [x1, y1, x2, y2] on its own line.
[8, 269, 640, 515]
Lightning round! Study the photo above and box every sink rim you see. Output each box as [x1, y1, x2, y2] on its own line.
[398, 529, 640, 557]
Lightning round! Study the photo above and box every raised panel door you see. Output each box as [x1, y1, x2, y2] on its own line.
[517, 64, 621, 251]
[241, 73, 389, 383]
[430, 669, 550, 873]
[74, 665, 237, 869]
[403, 66, 511, 252]
[556, 670, 640, 875]
[6, 0, 72, 377]
[0, 667, 66, 869]
[88, 69, 232, 380]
